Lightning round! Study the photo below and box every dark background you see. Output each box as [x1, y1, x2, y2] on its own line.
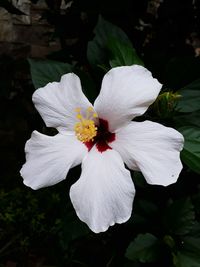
[0, 0, 200, 266]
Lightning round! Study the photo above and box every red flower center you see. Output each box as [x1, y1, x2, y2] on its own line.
[84, 119, 115, 152]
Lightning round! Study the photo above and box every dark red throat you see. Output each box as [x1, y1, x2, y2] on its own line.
[84, 119, 115, 152]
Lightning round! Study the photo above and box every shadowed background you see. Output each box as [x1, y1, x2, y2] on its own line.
[0, 0, 200, 266]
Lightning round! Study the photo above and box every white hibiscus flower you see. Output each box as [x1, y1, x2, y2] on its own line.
[20, 65, 184, 233]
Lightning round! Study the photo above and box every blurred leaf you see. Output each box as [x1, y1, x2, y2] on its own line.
[179, 126, 200, 174]
[0, 0, 26, 15]
[163, 198, 195, 235]
[108, 38, 144, 67]
[126, 233, 160, 263]
[182, 236, 200, 254]
[87, 15, 133, 68]
[174, 252, 200, 267]
[59, 218, 89, 250]
[163, 235, 176, 249]
[59, 205, 89, 249]
[176, 79, 200, 113]
[28, 59, 73, 89]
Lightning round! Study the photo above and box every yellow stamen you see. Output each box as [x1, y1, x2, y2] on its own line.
[76, 113, 82, 119]
[75, 108, 81, 113]
[87, 106, 94, 112]
[74, 107, 98, 142]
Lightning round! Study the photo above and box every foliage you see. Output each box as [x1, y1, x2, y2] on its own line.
[87, 16, 143, 70]
[28, 59, 74, 89]
[126, 233, 160, 263]
[1, 1, 200, 266]
[176, 79, 200, 113]
[179, 127, 200, 174]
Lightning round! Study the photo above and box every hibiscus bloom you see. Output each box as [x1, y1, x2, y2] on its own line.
[20, 65, 184, 233]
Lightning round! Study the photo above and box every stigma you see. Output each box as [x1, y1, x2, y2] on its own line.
[74, 107, 98, 142]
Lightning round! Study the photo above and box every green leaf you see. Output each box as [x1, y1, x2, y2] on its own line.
[178, 126, 200, 174]
[126, 233, 160, 263]
[173, 236, 200, 267]
[108, 38, 144, 67]
[174, 252, 200, 267]
[173, 111, 200, 128]
[163, 198, 195, 235]
[29, 59, 98, 102]
[182, 236, 200, 254]
[28, 59, 73, 89]
[87, 15, 134, 68]
[176, 79, 200, 113]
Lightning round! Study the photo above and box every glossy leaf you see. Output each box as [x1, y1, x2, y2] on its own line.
[28, 59, 73, 89]
[87, 15, 132, 68]
[176, 79, 200, 113]
[108, 38, 144, 67]
[179, 126, 200, 174]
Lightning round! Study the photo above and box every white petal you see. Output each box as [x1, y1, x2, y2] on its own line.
[20, 131, 87, 190]
[94, 65, 162, 132]
[33, 73, 92, 132]
[110, 121, 184, 186]
[70, 147, 135, 233]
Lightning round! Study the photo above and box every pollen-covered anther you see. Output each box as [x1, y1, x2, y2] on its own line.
[74, 107, 98, 142]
